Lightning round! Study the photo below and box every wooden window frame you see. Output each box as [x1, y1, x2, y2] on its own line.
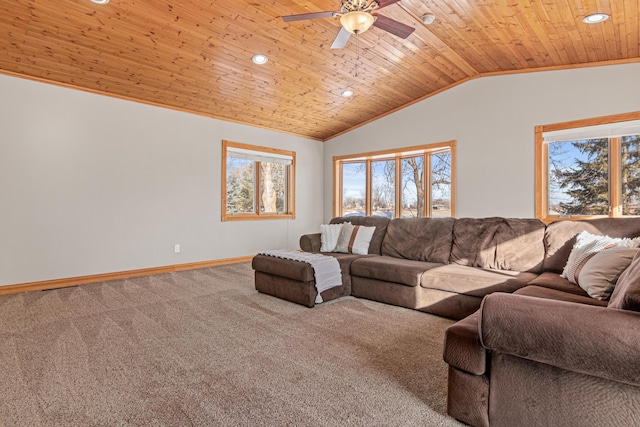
[222, 140, 296, 221]
[333, 141, 456, 218]
[535, 111, 640, 223]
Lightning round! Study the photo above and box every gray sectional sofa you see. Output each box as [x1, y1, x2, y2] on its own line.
[252, 215, 640, 426]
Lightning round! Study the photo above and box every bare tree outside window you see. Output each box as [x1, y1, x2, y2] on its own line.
[335, 142, 456, 218]
[431, 151, 452, 217]
[260, 162, 287, 213]
[342, 162, 366, 216]
[371, 160, 395, 218]
[401, 156, 424, 218]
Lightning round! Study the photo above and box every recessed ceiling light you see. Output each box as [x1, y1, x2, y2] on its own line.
[341, 90, 354, 97]
[251, 54, 268, 65]
[90, 0, 109, 4]
[583, 13, 609, 24]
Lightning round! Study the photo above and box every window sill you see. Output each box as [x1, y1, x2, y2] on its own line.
[222, 213, 295, 222]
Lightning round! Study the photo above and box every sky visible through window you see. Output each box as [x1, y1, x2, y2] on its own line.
[342, 162, 366, 200]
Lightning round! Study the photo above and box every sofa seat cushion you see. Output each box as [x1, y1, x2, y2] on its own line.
[251, 253, 366, 282]
[514, 286, 607, 307]
[443, 311, 486, 375]
[527, 272, 590, 297]
[327, 252, 373, 272]
[350, 256, 442, 287]
[421, 264, 536, 297]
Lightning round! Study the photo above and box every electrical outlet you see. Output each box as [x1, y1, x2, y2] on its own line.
[174, 244, 180, 253]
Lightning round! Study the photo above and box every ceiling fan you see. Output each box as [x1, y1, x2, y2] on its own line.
[282, 0, 415, 49]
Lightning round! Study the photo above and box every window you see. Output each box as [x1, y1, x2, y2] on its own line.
[222, 141, 295, 221]
[334, 141, 456, 218]
[535, 112, 640, 222]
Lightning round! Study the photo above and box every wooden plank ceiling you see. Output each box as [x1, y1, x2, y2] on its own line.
[0, 0, 638, 140]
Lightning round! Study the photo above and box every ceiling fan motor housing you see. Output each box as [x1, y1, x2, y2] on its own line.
[340, 0, 379, 13]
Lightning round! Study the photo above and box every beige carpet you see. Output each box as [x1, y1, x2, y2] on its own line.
[0, 262, 464, 426]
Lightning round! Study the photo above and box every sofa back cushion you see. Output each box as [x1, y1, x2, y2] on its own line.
[543, 218, 640, 273]
[381, 217, 455, 263]
[608, 250, 640, 312]
[330, 216, 390, 255]
[450, 217, 546, 272]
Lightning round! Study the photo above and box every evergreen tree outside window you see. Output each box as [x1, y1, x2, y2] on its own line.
[535, 113, 640, 221]
[226, 157, 255, 214]
[622, 135, 640, 215]
[334, 141, 456, 218]
[222, 141, 295, 221]
[547, 138, 609, 216]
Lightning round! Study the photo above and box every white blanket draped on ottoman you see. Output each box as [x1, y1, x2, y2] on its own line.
[258, 249, 342, 303]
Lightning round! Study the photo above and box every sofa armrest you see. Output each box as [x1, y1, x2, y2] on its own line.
[300, 233, 321, 252]
[443, 311, 487, 375]
[479, 293, 640, 387]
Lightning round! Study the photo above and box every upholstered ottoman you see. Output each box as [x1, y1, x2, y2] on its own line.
[251, 253, 363, 307]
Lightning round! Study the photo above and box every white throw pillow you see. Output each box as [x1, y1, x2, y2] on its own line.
[576, 246, 639, 300]
[334, 223, 376, 255]
[320, 223, 344, 252]
[561, 231, 640, 284]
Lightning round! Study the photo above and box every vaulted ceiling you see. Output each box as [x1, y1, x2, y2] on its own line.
[1, 0, 638, 140]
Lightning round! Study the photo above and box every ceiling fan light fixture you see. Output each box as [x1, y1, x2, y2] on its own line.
[583, 13, 609, 24]
[340, 11, 375, 34]
[341, 89, 354, 97]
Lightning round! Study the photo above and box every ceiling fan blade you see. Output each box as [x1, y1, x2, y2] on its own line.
[282, 11, 337, 22]
[372, 14, 415, 39]
[376, 0, 401, 8]
[331, 27, 351, 49]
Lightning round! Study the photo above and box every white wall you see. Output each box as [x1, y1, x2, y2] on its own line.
[0, 74, 323, 286]
[324, 62, 640, 221]
[3, 63, 639, 286]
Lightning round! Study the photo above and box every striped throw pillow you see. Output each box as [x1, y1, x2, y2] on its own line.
[334, 223, 376, 255]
